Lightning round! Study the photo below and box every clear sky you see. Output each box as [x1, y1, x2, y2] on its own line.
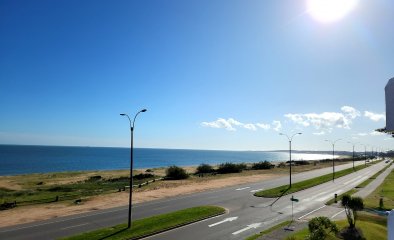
[0, 0, 393, 152]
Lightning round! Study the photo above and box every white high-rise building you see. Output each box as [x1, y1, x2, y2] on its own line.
[386, 78, 394, 131]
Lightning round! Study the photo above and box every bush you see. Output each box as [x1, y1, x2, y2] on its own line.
[165, 166, 189, 180]
[217, 162, 246, 174]
[307, 216, 338, 240]
[277, 162, 286, 168]
[195, 164, 214, 174]
[133, 173, 154, 180]
[252, 161, 274, 170]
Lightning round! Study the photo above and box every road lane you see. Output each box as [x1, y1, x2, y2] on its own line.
[0, 161, 385, 240]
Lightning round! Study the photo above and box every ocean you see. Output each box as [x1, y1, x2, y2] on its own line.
[0, 145, 336, 176]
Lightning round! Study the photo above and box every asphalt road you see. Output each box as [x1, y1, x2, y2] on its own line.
[0, 160, 388, 240]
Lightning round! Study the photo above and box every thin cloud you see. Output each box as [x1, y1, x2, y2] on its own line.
[364, 111, 385, 122]
[272, 121, 282, 132]
[285, 106, 360, 131]
[201, 118, 273, 132]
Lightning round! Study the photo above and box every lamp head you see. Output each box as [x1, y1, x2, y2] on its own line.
[141, 109, 147, 112]
[120, 113, 126, 116]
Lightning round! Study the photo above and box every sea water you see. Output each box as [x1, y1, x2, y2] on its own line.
[0, 145, 335, 176]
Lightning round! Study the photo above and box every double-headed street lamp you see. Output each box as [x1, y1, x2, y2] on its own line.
[347, 141, 359, 170]
[279, 132, 302, 188]
[120, 108, 147, 229]
[325, 139, 341, 182]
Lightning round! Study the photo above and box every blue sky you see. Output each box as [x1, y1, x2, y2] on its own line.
[0, 0, 393, 152]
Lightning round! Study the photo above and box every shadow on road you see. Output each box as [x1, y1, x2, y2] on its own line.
[269, 186, 291, 207]
[97, 227, 128, 240]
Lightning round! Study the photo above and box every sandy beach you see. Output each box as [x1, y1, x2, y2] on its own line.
[0, 167, 284, 227]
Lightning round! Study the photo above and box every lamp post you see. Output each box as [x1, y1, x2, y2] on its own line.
[280, 132, 302, 188]
[325, 139, 341, 182]
[347, 141, 358, 170]
[361, 144, 368, 166]
[120, 108, 147, 229]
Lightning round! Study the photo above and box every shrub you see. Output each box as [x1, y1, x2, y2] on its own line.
[307, 216, 339, 240]
[195, 164, 214, 174]
[277, 162, 286, 168]
[133, 173, 154, 180]
[165, 166, 189, 180]
[217, 162, 246, 174]
[252, 161, 274, 170]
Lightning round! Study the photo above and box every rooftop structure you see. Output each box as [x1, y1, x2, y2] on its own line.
[386, 78, 394, 131]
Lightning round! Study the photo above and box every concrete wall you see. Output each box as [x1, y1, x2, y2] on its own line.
[386, 78, 394, 131]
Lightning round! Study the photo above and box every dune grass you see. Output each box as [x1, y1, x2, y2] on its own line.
[60, 206, 225, 240]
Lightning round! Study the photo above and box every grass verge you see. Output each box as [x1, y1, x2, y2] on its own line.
[364, 167, 394, 210]
[245, 221, 291, 240]
[254, 164, 370, 198]
[356, 162, 392, 188]
[325, 189, 358, 205]
[287, 212, 387, 240]
[59, 206, 225, 240]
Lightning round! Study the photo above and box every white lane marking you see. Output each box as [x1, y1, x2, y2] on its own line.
[232, 223, 262, 235]
[208, 217, 238, 227]
[343, 175, 363, 185]
[316, 190, 343, 202]
[298, 205, 326, 220]
[236, 187, 251, 191]
[250, 188, 264, 193]
[331, 210, 345, 219]
[61, 223, 88, 230]
[303, 191, 327, 201]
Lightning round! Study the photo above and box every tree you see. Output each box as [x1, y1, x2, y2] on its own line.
[341, 194, 364, 229]
[306, 216, 339, 240]
[195, 164, 214, 174]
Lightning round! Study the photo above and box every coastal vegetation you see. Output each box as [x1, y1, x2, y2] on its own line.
[0, 158, 356, 210]
[60, 206, 225, 240]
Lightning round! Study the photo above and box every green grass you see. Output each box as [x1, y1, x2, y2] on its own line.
[288, 212, 387, 240]
[0, 175, 158, 205]
[60, 206, 225, 240]
[364, 167, 394, 210]
[244, 221, 291, 240]
[356, 162, 392, 188]
[254, 164, 369, 198]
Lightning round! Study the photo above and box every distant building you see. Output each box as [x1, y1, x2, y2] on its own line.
[386, 78, 394, 131]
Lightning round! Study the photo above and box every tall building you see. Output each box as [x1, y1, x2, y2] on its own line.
[386, 78, 394, 131]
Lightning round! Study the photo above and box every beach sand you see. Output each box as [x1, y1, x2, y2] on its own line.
[0, 169, 283, 227]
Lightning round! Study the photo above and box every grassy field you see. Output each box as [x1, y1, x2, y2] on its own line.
[0, 160, 353, 207]
[254, 163, 373, 198]
[288, 212, 387, 240]
[60, 206, 225, 240]
[364, 167, 394, 210]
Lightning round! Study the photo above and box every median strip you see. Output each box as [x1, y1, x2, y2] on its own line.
[254, 162, 377, 198]
[59, 206, 225, 240]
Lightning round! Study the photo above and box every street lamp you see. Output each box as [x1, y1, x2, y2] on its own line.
[325, 139, 341, 182]
[361, 144, 368, 166]
[120, 108, 147, 229]
[279, 132, 302, 188]
[347, 141, 359, 170]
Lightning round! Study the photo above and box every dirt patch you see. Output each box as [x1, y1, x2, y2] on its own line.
[0, 173, 282, 227]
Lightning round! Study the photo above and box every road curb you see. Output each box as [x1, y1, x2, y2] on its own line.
[134, 208, 227, 240]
